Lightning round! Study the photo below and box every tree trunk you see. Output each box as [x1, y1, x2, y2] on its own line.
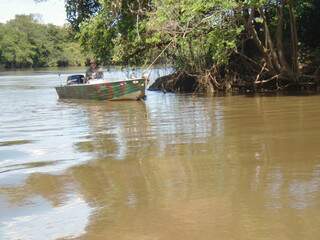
[258, 7, 282, 72]
[246, 8, 275, 74]
[288, 0, 299, 77]
[276, 3, 291, 73]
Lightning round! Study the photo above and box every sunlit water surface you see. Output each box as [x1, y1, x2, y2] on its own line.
[0, 68, 320, 240]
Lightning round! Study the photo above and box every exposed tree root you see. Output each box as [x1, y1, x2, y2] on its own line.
[149, 53, 319, 94]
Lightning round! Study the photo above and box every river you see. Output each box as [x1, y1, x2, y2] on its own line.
[0, 68, 320, 240]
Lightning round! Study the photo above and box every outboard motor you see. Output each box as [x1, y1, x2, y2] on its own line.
[67, 75, 85, 85]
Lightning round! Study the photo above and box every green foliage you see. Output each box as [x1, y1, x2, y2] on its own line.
[66, 0, 320, 77]
[65, 0, 101, 30]
[74, 0, 243, 70]
[0, 15, 85, 68]
[75, 0, 154, 66]
[149, 0, 243, 71]
[77, 11, 115, 64]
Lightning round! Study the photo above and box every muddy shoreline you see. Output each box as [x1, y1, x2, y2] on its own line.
[149, 71, 320, 94]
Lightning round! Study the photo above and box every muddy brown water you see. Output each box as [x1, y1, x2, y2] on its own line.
[0, 69, 320, 240]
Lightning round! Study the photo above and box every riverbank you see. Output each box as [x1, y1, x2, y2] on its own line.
[149, 71, 320, 94]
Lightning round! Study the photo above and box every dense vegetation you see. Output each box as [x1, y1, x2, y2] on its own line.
[2, 1, 319, 91]
[67, 0, 320, 92]
[0, 15, 84, 68]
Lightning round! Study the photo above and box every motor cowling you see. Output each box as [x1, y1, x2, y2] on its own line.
[67, 75, 85, 85]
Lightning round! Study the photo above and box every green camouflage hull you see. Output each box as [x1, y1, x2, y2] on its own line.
[55, 79, 146, 101]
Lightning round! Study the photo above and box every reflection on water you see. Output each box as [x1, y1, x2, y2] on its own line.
[1, 194, 91, 240]
[1, 69, 320, 239]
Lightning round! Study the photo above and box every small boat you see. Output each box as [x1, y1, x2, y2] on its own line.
[55, 75, 146, 101]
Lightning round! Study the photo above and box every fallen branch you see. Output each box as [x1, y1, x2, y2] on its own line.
[255, 74, 280, 84]
[255, 62, 267, 83]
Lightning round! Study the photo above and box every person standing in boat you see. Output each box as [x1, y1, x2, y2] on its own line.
[85, 59, 104, 81]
